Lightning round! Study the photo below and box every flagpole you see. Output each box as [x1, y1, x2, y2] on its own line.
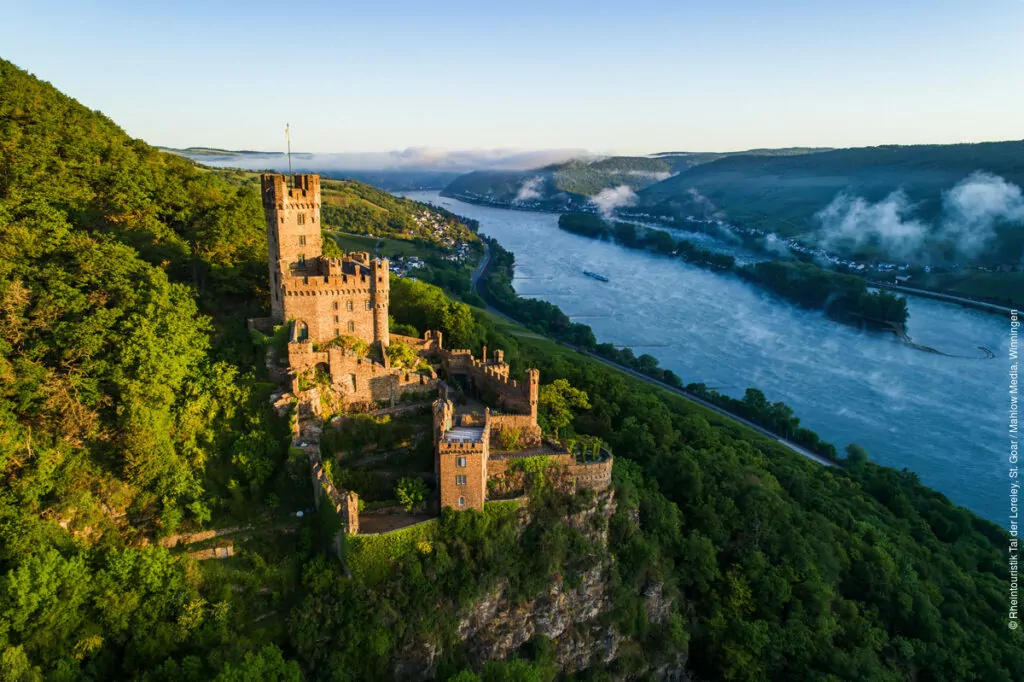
[286, 123, 292, 186]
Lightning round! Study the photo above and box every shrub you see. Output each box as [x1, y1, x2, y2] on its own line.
[395, 477, 428, 513]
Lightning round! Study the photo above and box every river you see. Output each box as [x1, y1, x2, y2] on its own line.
[405, 191, 1008, 525]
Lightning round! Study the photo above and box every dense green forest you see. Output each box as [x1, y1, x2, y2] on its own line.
[737, 260, 910, 329]
[2, 57, 1022, 681]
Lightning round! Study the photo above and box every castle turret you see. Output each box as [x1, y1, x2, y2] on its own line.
[371, 256, 390, 347]
[262, 173, 323, 323]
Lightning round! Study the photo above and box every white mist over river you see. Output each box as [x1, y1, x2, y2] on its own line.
[405, 191, 1009, 525]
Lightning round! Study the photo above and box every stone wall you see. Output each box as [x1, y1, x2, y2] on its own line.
[488, 412, 543, 448]
[486, 451, 576, 480]
[444, 348, 539, 419]
[288, 340, 438, 407]
[278, 255, 389, 346]
[569, 458, 614, 491]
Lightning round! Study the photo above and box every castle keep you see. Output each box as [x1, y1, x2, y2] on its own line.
[258, 173, 610, 534]
[262, 173, 389, 347]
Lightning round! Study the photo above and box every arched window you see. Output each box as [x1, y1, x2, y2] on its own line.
[347, 321, 355, 333]
[346, 300, 354, 311]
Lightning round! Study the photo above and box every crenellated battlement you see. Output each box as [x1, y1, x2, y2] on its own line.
[439, 439, 487, 450]
[262, 173, 321, 208]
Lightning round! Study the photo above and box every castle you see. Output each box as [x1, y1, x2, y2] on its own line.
[257, 173, 610, 528]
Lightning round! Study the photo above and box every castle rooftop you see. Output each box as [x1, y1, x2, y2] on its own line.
[443, 426, 485, 443]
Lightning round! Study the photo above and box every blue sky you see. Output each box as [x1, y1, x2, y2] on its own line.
[2, 0, 1022, 155]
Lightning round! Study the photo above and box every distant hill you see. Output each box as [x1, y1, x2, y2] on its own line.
[162, 147, 460, 190]
[441, 148, 832, 209]
[158, 146, 274, 157]
[638, 140, 1024, 264]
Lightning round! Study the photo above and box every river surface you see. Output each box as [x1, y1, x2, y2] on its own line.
[405, 191, 1009, 525]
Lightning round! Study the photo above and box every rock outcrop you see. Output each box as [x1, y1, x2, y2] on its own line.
[393, 490, 691, 680]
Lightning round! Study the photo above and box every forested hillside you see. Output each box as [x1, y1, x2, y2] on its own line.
[319, 179, 477, 245]
[441, 149, 831, 209]
[2, 57, 1022, 682]
[638, 140, 1024, 264]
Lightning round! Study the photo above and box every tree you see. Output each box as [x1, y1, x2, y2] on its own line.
[395, 477, 428, 513]
[385, 340, 420, 370]
[844, 443, 870, 464]
[538, 379, 590, 439]
[213, 646, 302, 682]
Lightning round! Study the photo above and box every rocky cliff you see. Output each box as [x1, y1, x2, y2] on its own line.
[393, 490, 691, 680]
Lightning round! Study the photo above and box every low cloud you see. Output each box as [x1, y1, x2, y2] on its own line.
[814, 172, 1024, 262]
[590, 185, 638, 219]
[815, 189, 928, 261]
[513, 176, 545, 203]
[762, 233, 792, 257]
[625, 170, 674, 182]
[169, 146, 586, 173]
[938, 171, 1024, 258]
[687, 188, 724, 220]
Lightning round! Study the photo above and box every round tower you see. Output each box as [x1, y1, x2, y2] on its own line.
[371, 256, 390, 347]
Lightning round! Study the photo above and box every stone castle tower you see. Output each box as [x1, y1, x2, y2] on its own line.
[261, 173, 389, 347]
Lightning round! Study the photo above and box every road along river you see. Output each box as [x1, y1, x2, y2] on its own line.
[406, 191, 1010, 525]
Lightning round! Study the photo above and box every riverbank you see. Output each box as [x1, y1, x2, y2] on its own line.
[557, 213, 910, 335]
[449, 193, 1018, 316]
[405, 190, 1006, 524]
[469, 236, 836, 466]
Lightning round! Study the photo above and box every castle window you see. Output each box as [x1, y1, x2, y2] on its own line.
[456, 457, 466, 468]
[299, 254, 306, 266]
[347, 321, 355, 332]
[333, 301, 338, 310]
[297, 213, 306, 225]
[456, 475, 467, 486]
[280, 217, 285, 223]
[458, 497, 465, 507]
[347, 300, 354, 312]
[334, 315, 339, 323]
[365, 301, 372, 310]
[299, 236, 306, 246]
[335, 329, 339, 337]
